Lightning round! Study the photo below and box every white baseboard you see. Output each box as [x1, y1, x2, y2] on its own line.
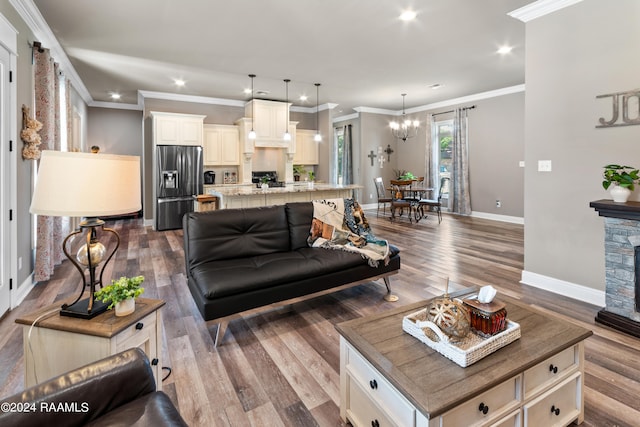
[12, 273, 34, 309]
[520, 270, 605, 307]
[471, 211, 524, 224]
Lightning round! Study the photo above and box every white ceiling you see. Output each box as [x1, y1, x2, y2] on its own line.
[31, 0, 532, 113]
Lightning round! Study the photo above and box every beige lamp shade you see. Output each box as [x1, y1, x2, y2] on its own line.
[30, 150, 142, 217]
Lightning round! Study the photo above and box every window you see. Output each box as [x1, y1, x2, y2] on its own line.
[433, 120, 452, 210]
[335, 127, 345, 185]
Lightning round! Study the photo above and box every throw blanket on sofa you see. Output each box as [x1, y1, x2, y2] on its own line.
[308, 198, 390, 267]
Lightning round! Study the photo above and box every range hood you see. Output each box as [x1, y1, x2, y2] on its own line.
[235, 99, 298, 184]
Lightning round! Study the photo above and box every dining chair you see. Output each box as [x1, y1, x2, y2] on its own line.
[374, 177, 392, 217]
[418, 177, 449, 224]
[390, 185, 413, 222]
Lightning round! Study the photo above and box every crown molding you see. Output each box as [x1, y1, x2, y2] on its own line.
[508, 0, 584, 23]
[88, 100, 143, 111]
[353, 84, 525, 117]
[332, 112, 359, 123]
[353, 106, 396, 115]
[291, 102, 338, 114]
[10, 0, 93, 104]
[138, 90, 246, 108]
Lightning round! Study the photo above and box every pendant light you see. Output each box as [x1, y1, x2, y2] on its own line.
[283, 79, 291, 141]
[314, 83, 322, 142]
[248, 74, 257, 140]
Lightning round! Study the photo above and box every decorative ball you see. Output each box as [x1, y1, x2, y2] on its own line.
[427, 296, 471, 341]
[77, 242, 106, 267]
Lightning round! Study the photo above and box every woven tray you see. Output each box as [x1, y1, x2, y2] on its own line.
[402, 308, 521, 367]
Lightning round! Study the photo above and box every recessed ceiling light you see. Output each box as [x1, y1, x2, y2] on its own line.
[110, 93, 121, 100]
[429, 83, 443, 90]
[244, 88, 252, 95]
[399, 10, 417, 21]
[300, 95, 308, 102]
[174, 79, 185, 86]
[497, 46, 513, 55]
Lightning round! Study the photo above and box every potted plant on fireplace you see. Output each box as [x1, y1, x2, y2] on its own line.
[260, 175, 270, 190]
[602, 164, 639, 203]
[95, 275, 145, 317]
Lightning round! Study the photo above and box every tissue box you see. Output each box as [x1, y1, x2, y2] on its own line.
[463, 298, 507, 338]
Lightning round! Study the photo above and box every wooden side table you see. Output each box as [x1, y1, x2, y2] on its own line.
[16, 298, 165, 390]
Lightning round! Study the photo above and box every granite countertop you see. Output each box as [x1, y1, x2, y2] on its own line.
[207, 183, 361, 196]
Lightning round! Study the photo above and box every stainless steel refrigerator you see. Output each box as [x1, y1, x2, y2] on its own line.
[156, 145, 203, 231]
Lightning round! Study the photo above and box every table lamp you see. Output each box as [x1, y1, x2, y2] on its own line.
[30, 150, 141, 319]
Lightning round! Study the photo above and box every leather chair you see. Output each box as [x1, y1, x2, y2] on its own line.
[374, 177, 392, 217]
[0, 348, 187, 427]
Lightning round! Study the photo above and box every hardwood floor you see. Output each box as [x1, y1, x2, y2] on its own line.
[1, 210, 639, 426]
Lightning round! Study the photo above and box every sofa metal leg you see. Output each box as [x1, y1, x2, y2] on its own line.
[213, 322, 228, 348]
[382, 276, 399, 302]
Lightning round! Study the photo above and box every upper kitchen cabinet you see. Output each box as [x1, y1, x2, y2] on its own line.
[151, 112, 205, 146]
[293, 130, 319, 165]
[245, 100, 291, 148]
[203, 124, 240, 165]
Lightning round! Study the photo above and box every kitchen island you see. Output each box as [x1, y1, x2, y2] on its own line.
[206, 183, 361, 209]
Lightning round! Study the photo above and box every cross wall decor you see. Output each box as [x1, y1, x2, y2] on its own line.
[367, 150, 377, 166]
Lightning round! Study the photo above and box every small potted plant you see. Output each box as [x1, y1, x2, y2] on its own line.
[260, 175, 270, 189]
[293, 165, 306, 182]
[95, 275, 145, 317]
[307, 170, 315, 188]
[602, 164, 639, 203]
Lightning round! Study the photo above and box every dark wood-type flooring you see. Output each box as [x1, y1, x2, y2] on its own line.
[1, 210, 639, 426]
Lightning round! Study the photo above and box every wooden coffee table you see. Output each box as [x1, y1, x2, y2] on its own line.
[336, 294, 592, 427]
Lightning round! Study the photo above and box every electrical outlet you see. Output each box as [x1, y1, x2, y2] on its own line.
[18, 257, 22, 270]
[538, 160, 552, 172]
[496, 200, 501, 208]
[370, 193, 373, 200]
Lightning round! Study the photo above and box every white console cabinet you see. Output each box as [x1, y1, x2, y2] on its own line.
[337, 297, 591, 427]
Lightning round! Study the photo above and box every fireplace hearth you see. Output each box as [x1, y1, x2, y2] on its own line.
[591, 199, 640, 338]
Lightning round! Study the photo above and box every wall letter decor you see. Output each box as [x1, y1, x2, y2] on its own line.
[596, 89, 640, 128]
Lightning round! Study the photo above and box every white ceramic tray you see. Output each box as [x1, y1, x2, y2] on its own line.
[402, 307, 521, 367]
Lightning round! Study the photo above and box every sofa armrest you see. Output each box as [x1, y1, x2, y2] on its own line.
[0, 348, 157, 427]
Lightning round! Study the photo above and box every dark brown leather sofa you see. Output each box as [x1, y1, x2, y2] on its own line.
[0, 348, 187, 427]
[183, 202, 401, 345]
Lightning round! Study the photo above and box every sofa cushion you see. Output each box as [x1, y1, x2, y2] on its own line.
[190, 246, 369, 299]
[184, 205, 290, 267]
[285, 202, 314, 250]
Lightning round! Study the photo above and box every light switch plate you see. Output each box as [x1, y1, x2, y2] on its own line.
[519, 161, 525, 167]
[538, 160, 552, 172]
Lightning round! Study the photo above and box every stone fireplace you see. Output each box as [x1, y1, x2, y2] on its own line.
[591, 199, 640, 337]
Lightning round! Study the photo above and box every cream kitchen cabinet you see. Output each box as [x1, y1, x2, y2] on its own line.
[245, 99, 291, 145]
[151, 111, 205, 146]
[203, 124, 240, 165]
[293, 129, 319, 165]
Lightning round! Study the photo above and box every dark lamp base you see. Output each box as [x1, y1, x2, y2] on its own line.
[60, 298, 109, 319]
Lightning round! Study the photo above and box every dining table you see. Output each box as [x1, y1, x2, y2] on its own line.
[388, 180, 434, 222]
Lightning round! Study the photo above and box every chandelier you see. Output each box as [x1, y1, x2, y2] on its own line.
[390, 93, 419, 141]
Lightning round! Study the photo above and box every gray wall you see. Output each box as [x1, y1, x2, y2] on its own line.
[524, 0, 640, 292]
[88, 107, 142, 156]
[386, 92, 525, 217]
